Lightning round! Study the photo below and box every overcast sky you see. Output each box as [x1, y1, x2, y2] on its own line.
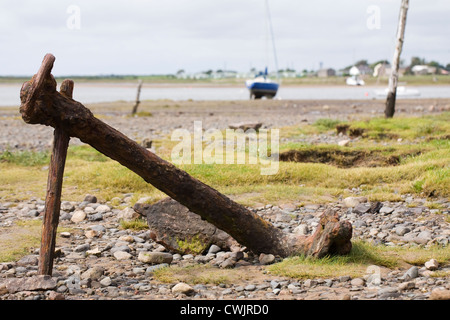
[1, 0, 449, 76]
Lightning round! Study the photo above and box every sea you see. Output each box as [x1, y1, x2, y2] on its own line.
[1, 83, 449, 107]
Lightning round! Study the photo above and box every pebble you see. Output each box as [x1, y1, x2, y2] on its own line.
[425, 259, 439, 271]
[172, 283, 194, 296]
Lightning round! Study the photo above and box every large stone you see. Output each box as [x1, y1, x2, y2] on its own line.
[429, 289, 450, 300]
[343, 197, 368, 208]
[70, 210, 87, 223]
[95, 204, 111, 213]
[4, 275, 57, 293]
[424, 259, 439, 271]
[259, 253, 275, 265]
[172, 282, 195, 296]
[113, 251, 132, 260]
[81, 266, 104, 281]
[17, 255, 39, 266]
[134, 198, 239, 254]
[401, 266, 419, 281]
[138, 252, 173, 264]
[117, 207, 140, 221]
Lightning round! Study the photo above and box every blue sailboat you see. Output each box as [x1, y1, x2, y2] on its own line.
[246, 0, 280, 100]
[246, 67, 279, 99]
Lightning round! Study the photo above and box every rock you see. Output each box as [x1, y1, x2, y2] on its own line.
[395, 226, 411, 236]
[343, 197, 368, 208]
[70, 210, 87, 223]
[172, 283, 195, 296]
[113, 251, 132, 260]
[245, 284, 256, 291]
[353, 203, 371, 214]
[369, 201, 383, 214]
[429, 289, 450, 300]
[259, 253, 275, 265]
[117, 207, 140, 221]
[398, 282, 415, 291]
[47, 291, 65, 300]
[133, 198, 238, 254]
[415, 230, 433, 244]
[84, 194, 97, 203]
[100, 277, 112, 287]
[228, 122, 262, 131]
[351, 278, 365, 287]
[95, 204, 111, 213]
[338, 139, 350, 147]
[377, 287, 400, 299]
[84, 230, 98, 239]
[293, 224, 309, 236]
[424, 259, 439, 271]
[401, 266, 419, 281]
[138, 252, 173, 264]
[81, 267, 104, 281]
[303, 279, 317, 288]
[88, 212, 103, 221]
[379, 206, 394, 214]
[17, 255, 39, 266]
[74, 243, 90, 252]
[4, 275, 57, 293]
[60, 232, 71, 238]
[61, 201, 75, 212]
[86, 247, 102, 257]
[208, 244, 221, 254]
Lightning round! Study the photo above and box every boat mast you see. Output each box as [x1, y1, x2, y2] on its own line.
[265, 0, 279, 83]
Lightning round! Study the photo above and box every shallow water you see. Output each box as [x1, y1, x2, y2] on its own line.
[1, 83, 449, 107]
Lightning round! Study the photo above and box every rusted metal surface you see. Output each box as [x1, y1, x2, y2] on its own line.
[39, 126, 69, 275]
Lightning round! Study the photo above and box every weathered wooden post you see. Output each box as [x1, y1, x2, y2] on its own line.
[131, 79, 143, 115]
[20, 54, 352, 260]
[385, 0, 409, 118]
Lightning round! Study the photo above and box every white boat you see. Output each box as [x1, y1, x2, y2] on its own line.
[374, 86, 420, 97]
[346, 66, 365, 86]
[346, 76, 365, 86]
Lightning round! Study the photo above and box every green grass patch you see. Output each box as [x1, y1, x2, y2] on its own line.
[348, 113, 450, 140]
[268, 240, 450, 280]
[153, 264, 256, 285]
[0, 114, 448, 204]
[0, 220, 72, 263]
[0, 149, 50, 166]
[313, 118, 343, 132]
[119, 218, 149, 231]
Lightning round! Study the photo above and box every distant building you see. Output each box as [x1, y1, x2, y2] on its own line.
[317, 68, 336, 78]
[411, 65, 437, 75]
[356, 65, 372, 75]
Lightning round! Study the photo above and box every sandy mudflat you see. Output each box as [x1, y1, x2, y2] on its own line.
[1, 98, 449, 152]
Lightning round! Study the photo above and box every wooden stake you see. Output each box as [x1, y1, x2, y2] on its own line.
[38, 79, 73, 275]
[385, 0, 409, 118]
[131, 79, 143, 115]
